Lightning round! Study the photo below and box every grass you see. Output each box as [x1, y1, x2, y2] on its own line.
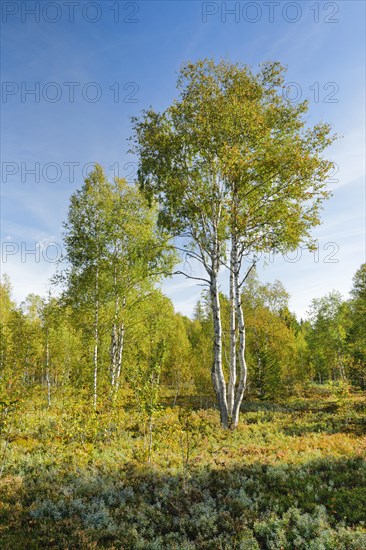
[0, 386, 365, 548]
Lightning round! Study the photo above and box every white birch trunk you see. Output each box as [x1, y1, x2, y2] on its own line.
[228, 245, 237, 419]
[110, 324, 117, 387]
[110, 267, 120, 388]
[115, 324, 124, 392]
[231, 233, 248, 428]
[210, 269, 229, 429]
[110, 322, 125, 398]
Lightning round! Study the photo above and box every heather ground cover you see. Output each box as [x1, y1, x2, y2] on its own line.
[1, 385, 365, 549]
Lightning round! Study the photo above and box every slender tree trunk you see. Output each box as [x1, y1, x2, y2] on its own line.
[110, 272, 125, 396]
[231, 235, 248, 428]
[110, 267, 120, 389]
[115, 324, 124, 392]
[228, 246, 237, 420]
[210, 268, 229, 429]
[173, 387, 179, 407]
[93, 267, 99, 411]
[110, 324, 124, 391]
[46, 334, 51, 407]
[110, 323, 117, 387]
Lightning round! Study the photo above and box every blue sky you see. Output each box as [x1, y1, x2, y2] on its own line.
[1, 0, 365, 318]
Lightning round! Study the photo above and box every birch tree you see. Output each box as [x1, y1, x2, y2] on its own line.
[61, 165, 174, 407]
[131, 59, 336, 428]
[105, 178, 174, 396]
[62, 166, 108, 409]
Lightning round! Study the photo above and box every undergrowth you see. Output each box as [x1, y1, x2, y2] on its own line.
[0, 385, 365, 549]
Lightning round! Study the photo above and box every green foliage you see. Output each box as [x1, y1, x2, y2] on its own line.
[237, 272, 301, 399]
[347, 264, 366, 388]
[306, 291, 350, 383]
[132, 59, 335, 254]
[131, 357, 162, 420]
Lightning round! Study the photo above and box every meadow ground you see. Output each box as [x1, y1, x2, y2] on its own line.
[1, 385, 365, 549]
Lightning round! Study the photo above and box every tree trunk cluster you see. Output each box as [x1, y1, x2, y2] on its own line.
[210, 230, 248, 429]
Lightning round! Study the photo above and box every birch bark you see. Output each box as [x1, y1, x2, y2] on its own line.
[210, 267, 229, 429]
[228, 245, 237, 419]
[231, 234, 248, 427]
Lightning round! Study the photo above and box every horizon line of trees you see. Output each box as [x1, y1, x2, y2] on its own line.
[1, 258, 365, 410]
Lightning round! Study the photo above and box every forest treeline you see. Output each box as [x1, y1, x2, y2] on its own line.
[0, 217, 366, 412]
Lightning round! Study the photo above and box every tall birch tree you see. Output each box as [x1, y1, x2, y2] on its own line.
[131, 59, 336, 428]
